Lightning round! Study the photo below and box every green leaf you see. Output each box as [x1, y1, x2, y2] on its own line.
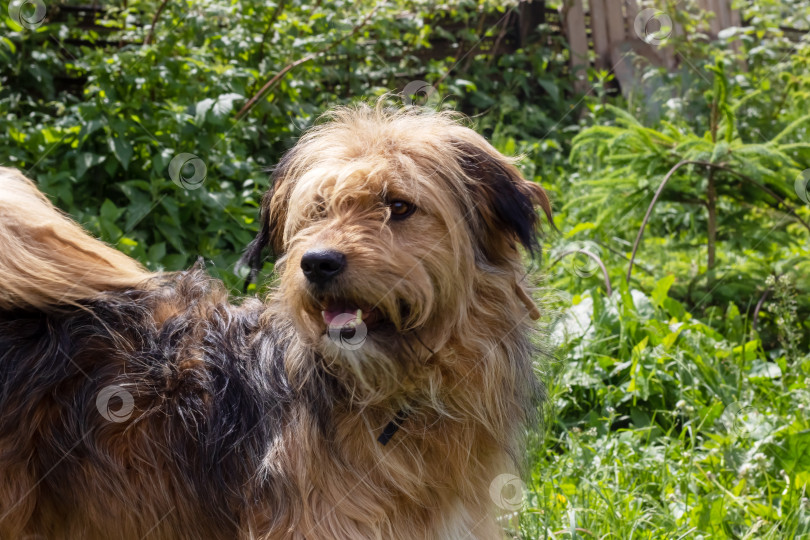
[564, 222, 596, 238]
[111, 136, 133, 170]
[76, 153, 105, 179]
[197, 93, 244, 124]
[195, 98, 216, 124]
[537, 78, 559, 102]
[710, 141, 729, 163]
[454, 79, 477, 91]
[98, 199, 123, 240]
[749, 359, 782, 380]
[147, 242, 167, 264]
[771, 430, 810, 476]
[0, 36, 16, 54]
[100, 199, 122, 223]
[156, 219, 186, 253]
[771, 113, 810, 144]
[79, 118, 105, 144]
[651, 275, 675, 307]
[212, 93, 243, 119]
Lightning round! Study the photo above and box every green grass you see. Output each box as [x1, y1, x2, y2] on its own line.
[512, 276, 810, 538]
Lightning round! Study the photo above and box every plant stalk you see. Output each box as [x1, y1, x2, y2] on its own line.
[707, 167, 717, 269]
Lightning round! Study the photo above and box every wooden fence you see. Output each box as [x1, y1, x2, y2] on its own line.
[559, 0, 743, 92]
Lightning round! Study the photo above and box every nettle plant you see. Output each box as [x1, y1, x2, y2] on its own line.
[567, 57, 810, 326]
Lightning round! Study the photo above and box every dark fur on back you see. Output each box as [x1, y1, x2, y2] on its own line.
[0, 270, 340, 538]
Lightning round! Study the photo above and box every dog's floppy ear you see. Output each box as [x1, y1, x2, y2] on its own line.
[238, 153, 294, 290]
[455, 140, 554, 264]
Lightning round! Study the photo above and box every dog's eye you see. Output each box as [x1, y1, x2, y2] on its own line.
[311, 199, 327, 218]
[389, 200, 415, 220]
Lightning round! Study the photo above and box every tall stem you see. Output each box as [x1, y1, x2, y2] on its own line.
[144, 0, 170, 46]
[707, 168, 717, 270]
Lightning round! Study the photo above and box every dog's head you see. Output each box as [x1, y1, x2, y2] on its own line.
[242, 105, 553, 401]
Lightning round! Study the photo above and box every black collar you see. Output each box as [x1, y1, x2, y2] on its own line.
[377, 408, 409, 445]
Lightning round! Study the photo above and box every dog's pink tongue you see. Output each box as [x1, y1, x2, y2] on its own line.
[322, 309, 353, 326]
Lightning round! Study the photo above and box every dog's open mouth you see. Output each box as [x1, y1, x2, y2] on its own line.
[320, 301, 383, 331]
[314, 296, 411, 342]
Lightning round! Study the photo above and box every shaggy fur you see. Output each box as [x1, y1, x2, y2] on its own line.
[0, 104, 553, 539]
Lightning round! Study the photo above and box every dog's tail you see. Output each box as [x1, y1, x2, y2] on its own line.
[0, 167, 151, 311]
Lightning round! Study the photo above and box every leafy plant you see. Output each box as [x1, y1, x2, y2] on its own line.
[564, 56, 810, 344]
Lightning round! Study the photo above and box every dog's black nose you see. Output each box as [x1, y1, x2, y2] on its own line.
[300, 249, 346, 285]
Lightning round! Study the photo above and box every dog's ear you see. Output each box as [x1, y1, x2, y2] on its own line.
[455, 140, 554, 263]
[238, 153, 294, 290]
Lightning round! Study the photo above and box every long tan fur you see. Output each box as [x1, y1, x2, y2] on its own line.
[0, 167, 150, 310]
[248, 104, 551, 538]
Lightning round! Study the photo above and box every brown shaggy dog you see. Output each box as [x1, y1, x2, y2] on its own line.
[0, 104, 552, 539]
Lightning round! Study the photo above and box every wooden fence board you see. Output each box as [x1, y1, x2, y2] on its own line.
[708, 0, 722, 37]
[563, 0, 590, 92]
[605, 0, 626, 47]
[590, 0, 610, 69]
[624, 0, 639, 42]
[730, 4, 741, 27]
[719, 0, 732, 29]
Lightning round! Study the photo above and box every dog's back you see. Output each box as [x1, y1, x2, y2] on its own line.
[0, 275, 296, 539]
[0, 169, 290, 538]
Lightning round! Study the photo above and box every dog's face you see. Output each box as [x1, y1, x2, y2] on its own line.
[242, 106, 552, 400]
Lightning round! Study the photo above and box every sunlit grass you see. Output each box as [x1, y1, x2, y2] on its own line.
[516, 280, 810, 538]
